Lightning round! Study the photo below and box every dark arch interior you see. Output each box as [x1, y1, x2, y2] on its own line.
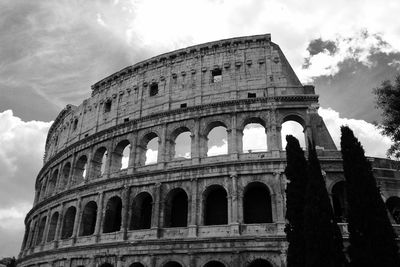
[48, 170, 58, 194]
[47, 212, 59, 242]
[243, 182, 272, 223]
[130, 192, 153, 230]
[112, 140, 131, 171]
[129, 263, 145, 267]
[164, 189, 188, 227]
[61, 206, 76, 239]
[103, 196, 122, 233]
[61, 162, 71, 188]
[92, 147, 107, 177]
[163, 262, 183, 267]
[386, 196, 400, 224]
[204, 261, 225, 267]
[35, 216, 47, 245]
[80, 201, 98, 236]
[74, 155, 88, 183]
[99, 263, 113, 267]
[332, 181, 348, 222]
[248, 259, 273, 267]
[204, 185, 228, 225]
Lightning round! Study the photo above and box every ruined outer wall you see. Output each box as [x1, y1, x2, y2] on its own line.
[18, 34, 400, 267]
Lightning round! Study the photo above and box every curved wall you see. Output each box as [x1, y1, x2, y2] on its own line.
[19, 34, 400, 267]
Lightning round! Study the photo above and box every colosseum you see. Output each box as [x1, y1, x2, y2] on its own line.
[18, 34, 400, 267]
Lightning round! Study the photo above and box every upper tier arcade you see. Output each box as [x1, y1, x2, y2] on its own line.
[44, 34, 315, 163]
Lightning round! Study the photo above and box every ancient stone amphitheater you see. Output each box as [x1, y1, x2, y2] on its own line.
[18, 34, 400, 267]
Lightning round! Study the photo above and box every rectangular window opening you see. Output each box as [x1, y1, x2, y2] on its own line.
[248, 93, 256, 98]
[211, 69, 222, 83]
[104, 101, 112, 112]
[124, 118, 129, 122]
[180, 103, 187, 108]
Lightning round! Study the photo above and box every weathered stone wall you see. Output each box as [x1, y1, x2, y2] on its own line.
[19, 34, 400, 267]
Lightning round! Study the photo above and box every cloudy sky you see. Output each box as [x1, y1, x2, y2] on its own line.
[0, 0, 399, 257]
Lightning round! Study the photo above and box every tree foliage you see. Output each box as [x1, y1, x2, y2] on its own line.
[374, 75, 400, 158]
[340, 126, 400, 267]
[284, 135, 308, 267]
[303, 140, 346, 267]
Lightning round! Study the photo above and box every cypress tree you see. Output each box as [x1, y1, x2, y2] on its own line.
[340, 126, 400, 267]
[284, 135, 308, 267]
[304, 140, 346, 267]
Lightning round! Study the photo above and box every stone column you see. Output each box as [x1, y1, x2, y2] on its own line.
[151, 183, 161, 237]
[158, 123, 167, 168]
[274, 171, 285, 222]
[122, 186, 130, 240]
[54, 202, 65, 248]
[72, 197, 82, 244]
[188, 178, 198, 237]
[116, 255, 123, 267]
[42, 209, 52, 247]
[104, 142, 114, 179]
[230, 172, 240, 235]
[127, 133, 137, 175]
[191, 118, 200, 164]
[94, 191, 104, 242]
[229, 113, 239, 159]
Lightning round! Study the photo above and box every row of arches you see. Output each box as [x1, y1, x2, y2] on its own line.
[96, 259, 273, 267]
[37, 117, 305, 202]
[330, 181, 400, 225]
[25, 182, 273, 249]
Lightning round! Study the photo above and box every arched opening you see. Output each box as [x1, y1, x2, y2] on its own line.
[130, 192, 153, 230]
[40, 178, 47, 200]
[281, 118, 306, 149]
[47, 170, 58, 196]
[129, 263, 145, 267]
[164, 188, 188, 227]
[73, 119, 78, 131]
[163, 262, 182, 267]
[332, 181, 348, 223]
[386, 196, 400, 224]
[204, 261, 225, 267]
[204, 185, 228, 225]
[103, 196, 122, 233]
[112, 140, 131, 171]
[248, 259, 273, 267]
[242, 120, 267, 153]
[140, 133, 159, 165]
[243, 182, 272, 223]
[74, 155, 88, 184]
[61, 162, 71, 189]
[27, 221, 37, 248]
[99, 263, 113, 267]
[79, 201, 97, 236]
[47, 212, 59, 242]
[174, 131, 191, 159]
[61, 206, 76, 239]
[35, 216, 47, 245]
[207, 125, 228, 156]
[92, 147, 108, 177]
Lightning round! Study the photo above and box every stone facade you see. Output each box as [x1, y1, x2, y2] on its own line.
[18, 34, 400, 267]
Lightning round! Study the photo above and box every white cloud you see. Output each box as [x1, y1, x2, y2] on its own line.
[319, 107, 392, 157]
[207, 139, 228, 156]
[243, 124, 268, 152]
[298, 31, 398, 82]
[0, 109, 51, 256]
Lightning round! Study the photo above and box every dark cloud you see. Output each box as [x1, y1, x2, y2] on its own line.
[307, 38, 337, 56]
[313, 51, 400, 122]
[0, 0, 152, 121]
